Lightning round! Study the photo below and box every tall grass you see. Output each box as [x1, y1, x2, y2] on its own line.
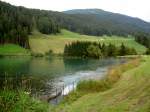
[0, 74, 50, 112]
[0, 90, 50, 112]
[62, 58, 140, 104]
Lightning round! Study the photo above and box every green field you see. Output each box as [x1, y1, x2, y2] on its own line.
[0, 30, 146, 56]
[29, 30, 146, 54]
[0, 44, 30, 56]
[52, 56, 150, 112]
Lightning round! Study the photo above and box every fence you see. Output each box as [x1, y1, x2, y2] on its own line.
[48, 81, 77, 104]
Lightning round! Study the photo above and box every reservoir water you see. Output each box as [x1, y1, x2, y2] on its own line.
[0, 56, 126, 102]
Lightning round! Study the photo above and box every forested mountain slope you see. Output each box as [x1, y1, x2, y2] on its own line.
[1, 1, 150, 48]
[63, 9, 150, 36]
[0, 1, 60, 48]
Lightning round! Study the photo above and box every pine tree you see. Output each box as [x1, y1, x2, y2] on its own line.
[146, 48, 150, 55]
[119, 43, 127, 56]
[107, 43, 117, 57]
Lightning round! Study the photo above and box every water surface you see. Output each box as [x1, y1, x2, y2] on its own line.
[0, 56, 126, 99]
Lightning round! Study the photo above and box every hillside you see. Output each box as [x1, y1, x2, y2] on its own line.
[0, 44, 30, 56]
[53, 56, 150, 112]
[62, 9, 150, 36]
[1, 1, 150, 49]
[29, 30, 146, 54]
[0, 1, 60, 48]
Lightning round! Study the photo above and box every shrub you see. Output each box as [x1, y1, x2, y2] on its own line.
[87, 44, 102, 59]
[31, 53, 44, 57]
[45, 50, 53, 56]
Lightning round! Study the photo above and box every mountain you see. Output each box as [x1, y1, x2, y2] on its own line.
[64, 9, 110, 15]
[0, 1, 150, 48]
[63, 9, 150, 36]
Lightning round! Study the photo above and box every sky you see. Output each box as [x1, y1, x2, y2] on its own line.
[2, 0, 150, 22]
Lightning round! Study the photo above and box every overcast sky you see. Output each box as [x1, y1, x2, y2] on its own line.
[2, 0, 150, 22]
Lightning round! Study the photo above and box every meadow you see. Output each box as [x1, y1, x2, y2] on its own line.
[0, 30, 146, 56]
[29, 30, 146, 55]
[0, 44, 30, 56]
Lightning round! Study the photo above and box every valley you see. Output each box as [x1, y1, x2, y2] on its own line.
[0, 1, 150, 112]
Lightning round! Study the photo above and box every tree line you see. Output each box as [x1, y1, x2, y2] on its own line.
[0, 1, 60, 48]
[134, 32, 150, 54]
[64, 41, 137, 59]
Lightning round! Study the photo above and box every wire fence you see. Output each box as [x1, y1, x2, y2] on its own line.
[0, 72, 78, 104]
[48, 81, 78, 104]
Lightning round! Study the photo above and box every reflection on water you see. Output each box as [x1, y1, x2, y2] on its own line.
[0, 56, 126, 98]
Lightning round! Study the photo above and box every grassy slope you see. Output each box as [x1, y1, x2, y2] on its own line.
[54, 56, 150, 112]
[29, 30, 146, 54]
[0, 44, 30, 56]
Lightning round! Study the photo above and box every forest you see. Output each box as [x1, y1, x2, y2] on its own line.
[64, 41, 137, 58]
[1, 1, 150, 49]
[135, 32, 150, 54]
[0, 1, 60, 48]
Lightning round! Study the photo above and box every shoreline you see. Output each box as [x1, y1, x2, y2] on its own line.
[57, 57, 140, 105]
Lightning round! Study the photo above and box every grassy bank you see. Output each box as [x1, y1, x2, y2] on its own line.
[0, 90, 50, 112]
[54, 58, 140, 105]
[29, 30, 146, 54]
[52, 56, 150, 112]
[1, 56, 150, 112]
[0, 44, 30, 56]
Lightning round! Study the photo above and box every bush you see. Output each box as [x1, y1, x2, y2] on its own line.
[87, 44, 102, 59]
[45, 50, 53, 56]
[31, 53, 44, 57]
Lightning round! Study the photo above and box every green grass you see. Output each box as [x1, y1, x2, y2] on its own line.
[52, 56, 150, 112]
[29, 29, 146, 54]
[0, 44, 30, 56]
[0, 90, 50, 112]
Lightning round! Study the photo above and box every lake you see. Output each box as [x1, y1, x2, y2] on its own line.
[0, 56, 126, 102]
